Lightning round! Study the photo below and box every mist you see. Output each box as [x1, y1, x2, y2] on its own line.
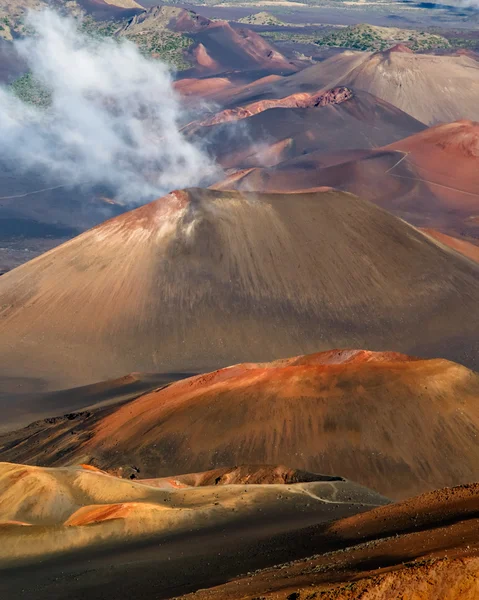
[0, 9, 220, 205]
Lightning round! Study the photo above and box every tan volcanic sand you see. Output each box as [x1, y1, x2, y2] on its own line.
[267, 50, 479, 125]
[0, 188, 478, 391]
[0, 462, 387, 565]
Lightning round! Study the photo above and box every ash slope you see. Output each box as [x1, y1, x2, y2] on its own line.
[0, 188, 478, 390]
[2, 350, 479, 500]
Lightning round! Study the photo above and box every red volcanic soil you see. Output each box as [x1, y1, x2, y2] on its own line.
[192, 43, 220, 71]
[385, 43, 414, 54]
[175, 73, 285, 108]
[64, 502, 140, 527]
[421, 228, 479, 263]
[181, 18, 296, 74]
[3, 349, 479, 499]
[221, 120, 479, 239]
[192, 21, 295, 73]
[181, 483, 479, 600]
[386, 120, 479, 213]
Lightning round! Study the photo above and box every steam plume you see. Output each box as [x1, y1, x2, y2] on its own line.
[0, 9, 219, 204]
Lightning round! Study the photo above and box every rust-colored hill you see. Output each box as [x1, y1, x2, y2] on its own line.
[0, 188, 478, 391]
[2, 350, 479, 500]
[420, 229, 479, 264]
[220, 121, 479, 241]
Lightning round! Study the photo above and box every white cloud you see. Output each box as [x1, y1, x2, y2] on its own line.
[0, 9, 220, 205]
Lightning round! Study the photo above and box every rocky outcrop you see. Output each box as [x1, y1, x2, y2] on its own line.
[199, 87, 354, 127]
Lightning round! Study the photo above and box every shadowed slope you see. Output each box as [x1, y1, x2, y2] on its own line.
[0, 188, 478, 391]
[0, 371, 190, 432]
[0, 462, 387, 565]
[143, 465, 344, 488]
[190, 89, 425, 168]
[181, 483, 479, 600]
[2, 469, 479, 599]
[2, 351, 479, 500]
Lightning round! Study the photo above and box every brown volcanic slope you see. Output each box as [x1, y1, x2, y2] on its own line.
[222, 121, 479, 240]
[180, 483, 479, 600]
[2, 350, 479, 500]
[214, 50, 479, 125]
[338, 51, 479, 125]
[0, 462, 387, 565]
[190, 89, 425, 169]
[0, 188, 479, 390]
[118, 5, 296, 75]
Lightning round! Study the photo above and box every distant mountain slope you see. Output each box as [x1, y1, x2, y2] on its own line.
[338, 50, 479, 125]
[201, 49, 479, 124]
[117, 5, 296, 74]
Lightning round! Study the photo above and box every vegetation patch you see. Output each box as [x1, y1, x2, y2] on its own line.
[238, 11, 286, 26]
[10, 72, 51, 108]
[316, 24, 450, 52]
[123, 31, 193, 70]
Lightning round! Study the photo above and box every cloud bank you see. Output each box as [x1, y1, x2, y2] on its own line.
[0, 10, 219, 204]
